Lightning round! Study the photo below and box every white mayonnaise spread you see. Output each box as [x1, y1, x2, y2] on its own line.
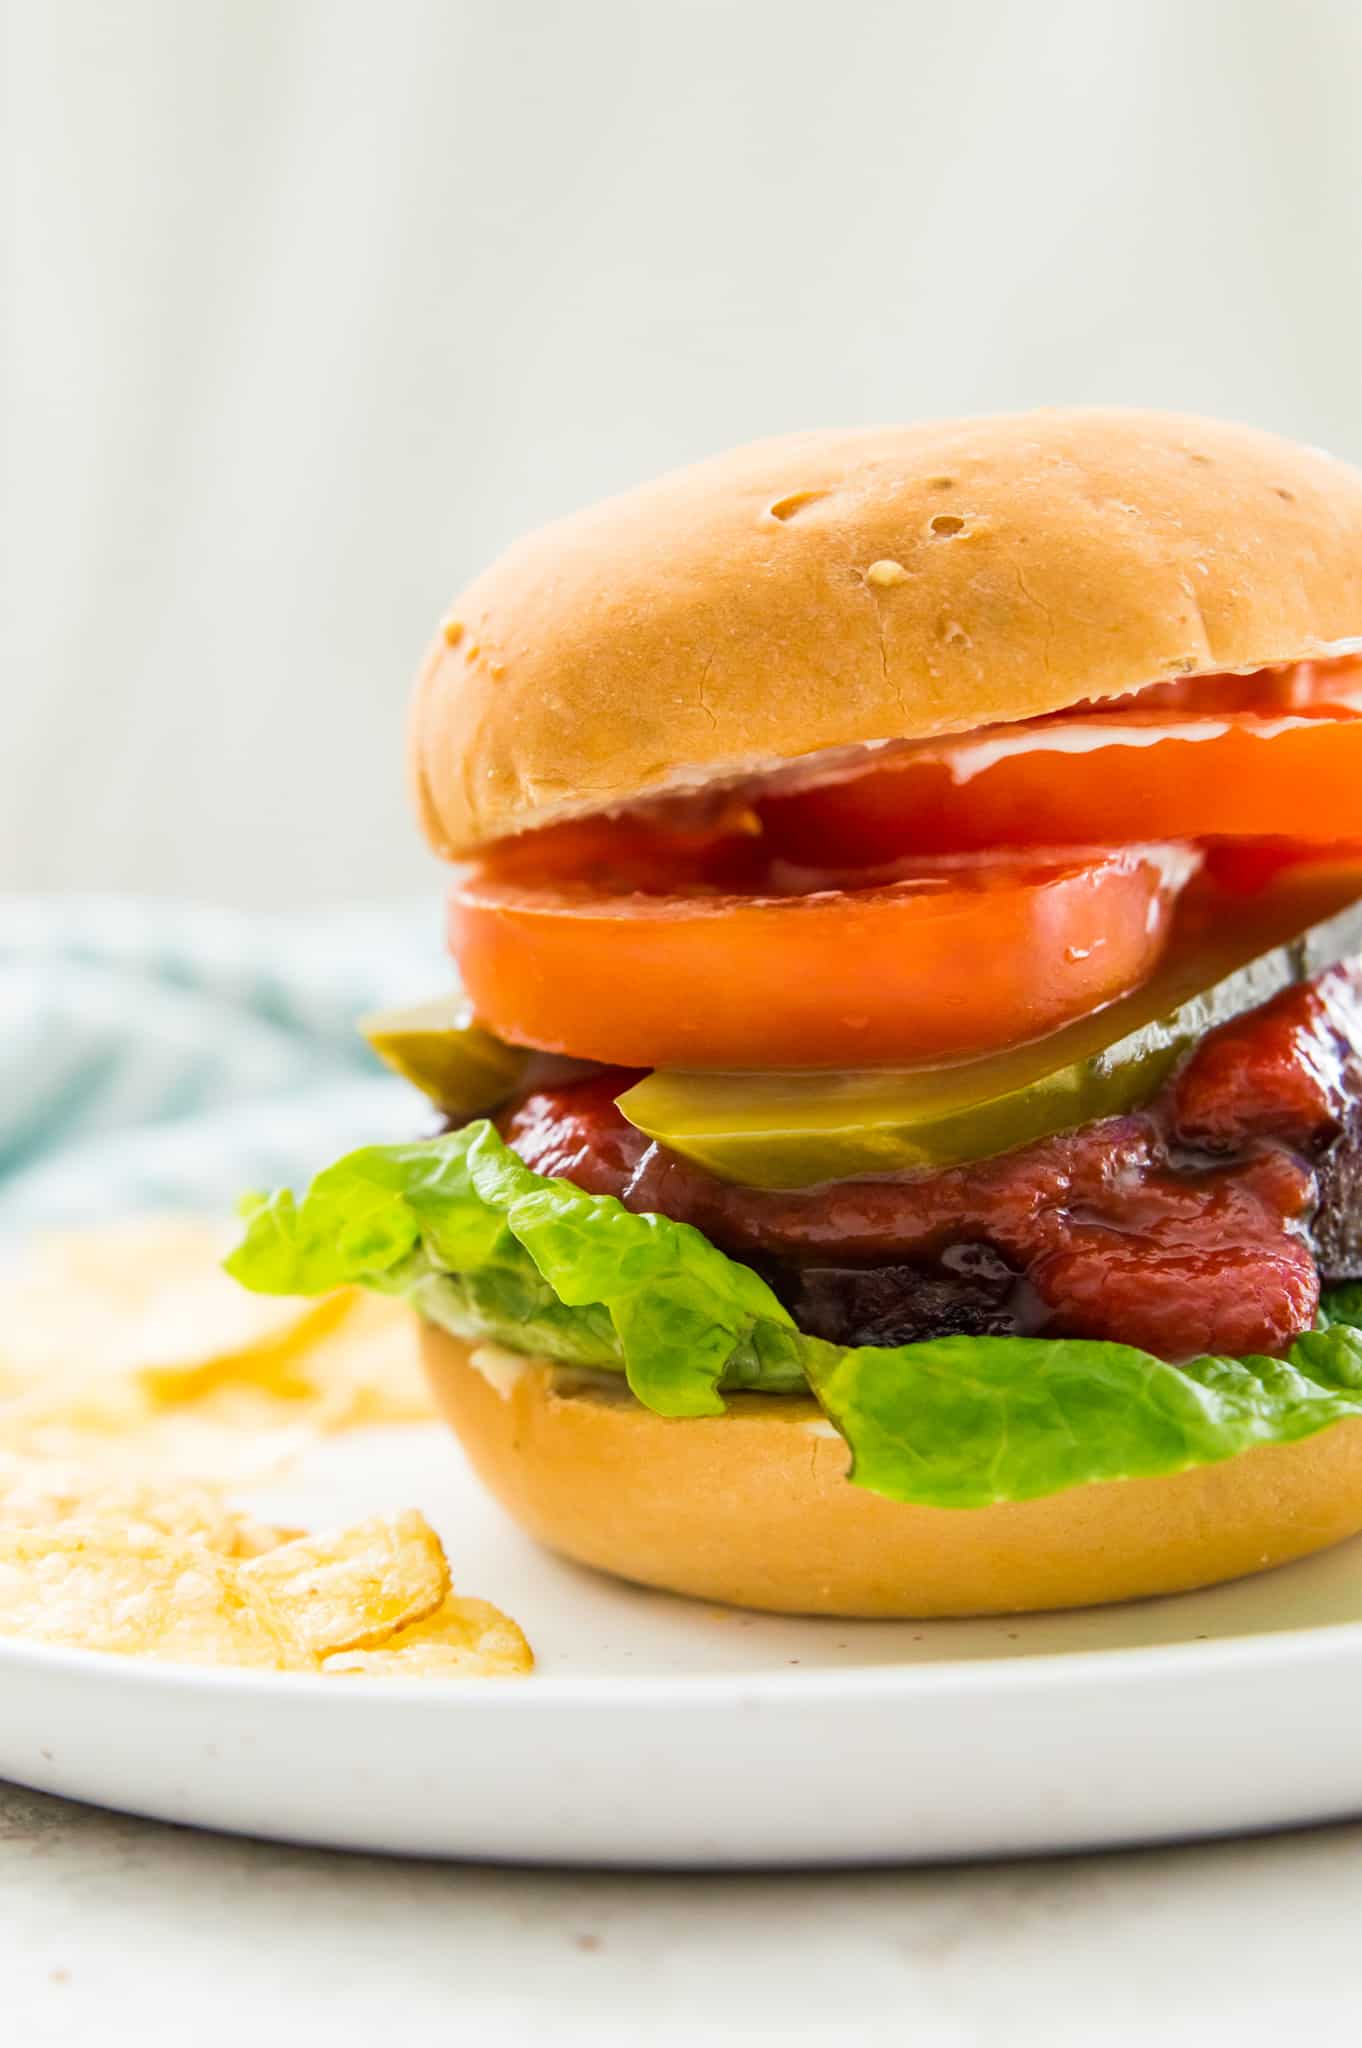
[468, 1342, 533, 1400]
[939, 714, 1349, 784]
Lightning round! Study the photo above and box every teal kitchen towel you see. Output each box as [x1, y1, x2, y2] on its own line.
[0, 897, 444, 1233]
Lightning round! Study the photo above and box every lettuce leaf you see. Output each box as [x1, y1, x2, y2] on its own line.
[227, 1119, 1362, 1508]
[803, 1323, 1362, 1508]
[227, 1121, 795, 1417]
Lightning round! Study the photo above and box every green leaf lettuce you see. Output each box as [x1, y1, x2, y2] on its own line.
[227, 1120, 1362, 1509]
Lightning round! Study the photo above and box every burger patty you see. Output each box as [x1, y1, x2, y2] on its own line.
[498, 962, 1362, 1361]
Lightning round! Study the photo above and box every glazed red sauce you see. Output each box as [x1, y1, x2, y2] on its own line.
[501, 964, 1362, 1360]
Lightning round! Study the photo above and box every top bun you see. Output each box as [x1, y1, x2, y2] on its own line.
[409, 409, 1362, 856]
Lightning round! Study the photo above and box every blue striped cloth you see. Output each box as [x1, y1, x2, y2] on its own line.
[0, 897, 446, 1233]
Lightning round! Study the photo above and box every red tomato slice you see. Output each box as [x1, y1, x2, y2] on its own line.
[1071, 659, 1362, 716]
[760, 708, 1362, 863]
[447, 848, 1189, 1069]
[480, 810, 759, 894]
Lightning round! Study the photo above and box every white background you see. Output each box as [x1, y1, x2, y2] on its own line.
[8, 0, 1362, 909]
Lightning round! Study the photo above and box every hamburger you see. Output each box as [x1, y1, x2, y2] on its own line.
[230, 408, 1362, 1616]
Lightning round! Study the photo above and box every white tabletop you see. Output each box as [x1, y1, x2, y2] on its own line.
[5, 1781, 1359, 2046]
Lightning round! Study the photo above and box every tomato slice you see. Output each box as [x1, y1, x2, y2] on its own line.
[448, 848, 1190, 1069]
[1069, 659, 1362, 716]
[480, 809, 759, 894]
[761, 706, 1362, 864]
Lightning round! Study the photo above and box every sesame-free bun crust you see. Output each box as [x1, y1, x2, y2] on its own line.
[422, 1324, 1362, 1617]
[410, 410, 1362, 855]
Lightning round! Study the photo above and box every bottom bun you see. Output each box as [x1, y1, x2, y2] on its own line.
[421, 1323, 1362, 1617]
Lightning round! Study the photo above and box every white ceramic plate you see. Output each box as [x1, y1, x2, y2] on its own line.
[5, 1423, 1362, 1866]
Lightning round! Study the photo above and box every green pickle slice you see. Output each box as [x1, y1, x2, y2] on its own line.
[359, 995, 529, 1115]
[616, 872, 1362, 1189]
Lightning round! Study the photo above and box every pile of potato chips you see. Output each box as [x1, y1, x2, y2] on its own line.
[0, 1219, 532, 1678]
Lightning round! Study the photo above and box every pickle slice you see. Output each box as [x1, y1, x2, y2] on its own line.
[617, 871, 1362, 1188]
[359, 996, 529, 1115]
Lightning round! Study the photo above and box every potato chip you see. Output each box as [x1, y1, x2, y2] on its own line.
[0, 1218, 238, 1386]
[0, 1486, 528, 1678]
[0, 1530, 309, 1668]
[239, 1509, 449, 1656]
[1, 1217, 435, 1434]
[323, 1595, 534, 1678]
[16, 1216, 233, 1304]
[230, 1515, 305, 1558]
[0, 1374, 153, 1446]
[0, 1453, 237, 1550]
[295, 1295, 437, 1430]
[134, 1285, 354, 1403]
[0, 1219, 529, 1680]
[3, 1217, 357, 1399]
[0, 1451, 297, 1557]
[0, 1381, 312, 1489]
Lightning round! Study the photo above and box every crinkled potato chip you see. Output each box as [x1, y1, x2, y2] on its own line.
[18, 1217, 233, 1304]
[0, 1453, 242, 1553]
[1, 1213, 354, 1403]
[0, 1217, 434, 1482]
[297, 1295, 436, 1430]
[133, 1284, 354, 1402]
[239, 1509, 449, 1656]
[231, 1514, 306, 1558]
[0, 1530, 309, 1668]
[0, 1222, 527, 1678]
[0, 1451, 299, 1559]
[0, 1489, 529, 1678]
[0, 1389, 317, 1491]
[324, 1595, 534, 1678]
